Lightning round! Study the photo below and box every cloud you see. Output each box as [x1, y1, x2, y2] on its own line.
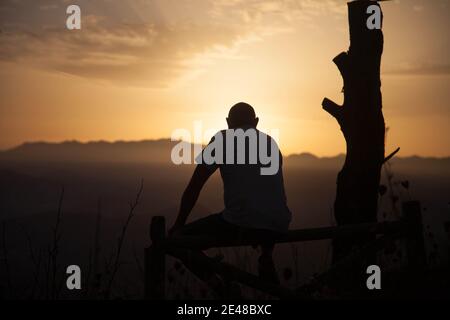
[0, 20, 239, 87]
[0, 0, 344, 87]
[412, 5, 424, 12]
[383, 62, 450, 76]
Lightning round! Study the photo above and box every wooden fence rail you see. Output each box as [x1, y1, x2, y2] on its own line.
[163, 220, 405, 249]
[144, 201, 426, 299]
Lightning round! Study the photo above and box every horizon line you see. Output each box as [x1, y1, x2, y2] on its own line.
[1, 138, 449, 160]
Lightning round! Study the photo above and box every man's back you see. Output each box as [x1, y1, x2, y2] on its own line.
[200, 128, 292, 232]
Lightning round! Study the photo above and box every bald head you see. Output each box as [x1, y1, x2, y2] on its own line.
[227, 102, 259, 129]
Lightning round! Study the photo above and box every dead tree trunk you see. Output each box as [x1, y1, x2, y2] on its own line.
[322, 0, 385, 265]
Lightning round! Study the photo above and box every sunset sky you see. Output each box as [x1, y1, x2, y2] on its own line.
[0, 0, 449, 157]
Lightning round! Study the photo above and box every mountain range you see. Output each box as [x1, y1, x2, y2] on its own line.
[1, 139, 449, 174]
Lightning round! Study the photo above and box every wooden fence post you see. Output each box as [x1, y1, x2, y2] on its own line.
[444, 221, 450, 262]
[144, 216, 166, 299]
[402, 201, 426, 271]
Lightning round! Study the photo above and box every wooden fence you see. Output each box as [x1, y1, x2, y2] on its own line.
[144, 201, 426, 299]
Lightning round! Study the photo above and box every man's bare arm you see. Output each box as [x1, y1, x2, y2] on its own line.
[170, 164, 215, 233]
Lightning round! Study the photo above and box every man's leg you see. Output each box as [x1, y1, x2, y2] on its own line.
[258, 244, 280, 285]
[177, 213, 235, 238]
[242, 228, 281, 285]
[174, 214, 281, 288]
[171, 214, 235, 296]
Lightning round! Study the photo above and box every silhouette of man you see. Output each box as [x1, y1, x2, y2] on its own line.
[169, 102, 291, 287]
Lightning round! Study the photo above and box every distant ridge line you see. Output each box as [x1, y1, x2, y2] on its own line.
[0, 139, 449, 160]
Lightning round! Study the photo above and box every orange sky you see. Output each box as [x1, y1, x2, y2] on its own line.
[1, 0, 449, 156]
